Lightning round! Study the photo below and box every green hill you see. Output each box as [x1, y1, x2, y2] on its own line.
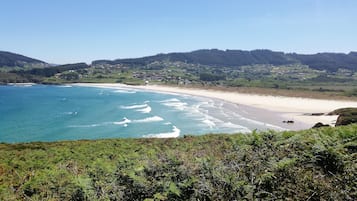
[3, 49, 357, 72]
[0, 125, 356, 200]
[92, 49, 357, 72]
[0, 51, 46, 68]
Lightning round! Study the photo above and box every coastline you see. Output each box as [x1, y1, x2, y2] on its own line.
[73, 83, 357, 130]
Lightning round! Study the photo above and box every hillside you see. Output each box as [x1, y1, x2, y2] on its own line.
[0, 51, 46, 68]
[289, 52, 357, 72]
[0, 125, 356, 200]
[93, 49, 295, 67]
[2, 49, 357, 72]
[0, 63, 89, 84]
[93, 49, 357, 72]
[3, 49, 357, 99]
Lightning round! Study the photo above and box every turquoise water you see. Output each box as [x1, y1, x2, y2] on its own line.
[0, 84, 281, 143]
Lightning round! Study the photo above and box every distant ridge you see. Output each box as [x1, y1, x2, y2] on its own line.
[93, 49, 357, 72]
[2, 49, 357, 72]
[92, 49, 295, 66]
[0, 51, 46, 68]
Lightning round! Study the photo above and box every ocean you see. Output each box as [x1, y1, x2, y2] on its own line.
[0, 84, 284, 143]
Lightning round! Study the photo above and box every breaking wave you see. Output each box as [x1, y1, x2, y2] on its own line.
[132, 116, 163, 123]
[121, 103, 152, 113]
[136, 105, 152, 113]
[113, 117, 132, 125]
[113, 116, 164, 126]
[121, 104, 148, 109]
[113, 89, 136, 94]
[160, 98, 188, 111]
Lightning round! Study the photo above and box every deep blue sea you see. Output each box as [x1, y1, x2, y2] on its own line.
[0, 84, 282, 143]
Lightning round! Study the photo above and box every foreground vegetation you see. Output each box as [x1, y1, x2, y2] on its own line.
[0, 125, 356, 200]
[330, 108, 357, 126]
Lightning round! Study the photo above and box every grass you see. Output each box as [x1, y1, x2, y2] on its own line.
[0, 125, 356, 200]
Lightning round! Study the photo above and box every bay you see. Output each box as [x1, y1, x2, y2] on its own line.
[0, 84, 282, 143]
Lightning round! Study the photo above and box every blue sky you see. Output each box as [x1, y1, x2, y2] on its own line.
[1, 0, 356, 64]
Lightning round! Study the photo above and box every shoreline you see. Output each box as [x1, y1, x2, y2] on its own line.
[74, 83, 357, 130]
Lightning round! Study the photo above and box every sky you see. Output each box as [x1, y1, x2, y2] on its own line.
[1, 0, 356, 64]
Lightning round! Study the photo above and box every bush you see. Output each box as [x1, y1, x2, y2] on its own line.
[0, 125, 356, 200]
[314, 149, 344, 174]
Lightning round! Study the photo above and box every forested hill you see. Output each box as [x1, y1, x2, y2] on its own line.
[289, 52, 357, 71]
[93, 49, 295, 66]
[0, 51, 47, 68]
[93, 49, 357, 72]
[3, 49, 357, 72]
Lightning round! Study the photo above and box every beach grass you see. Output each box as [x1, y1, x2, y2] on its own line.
[0, 124, 356, 200]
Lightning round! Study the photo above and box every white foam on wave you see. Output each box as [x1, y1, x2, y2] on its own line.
[221, 122, 251, 133]
[70, 114, 163, 128]
[189, 102, 254, 133]
[58, 85, 72, 88]
[202, 119, 216, 129]
[160, 98, 181, 102]
[197, 100, 216, 109]
[121, 104, 148, 109]
[113, 89, 136, 94]
[113, 116, 164, 126]
[160, 98, 188, 111]
[183, 98, 283, 133]
[23, 84, 33, 87]
[121, 103, 152, 113]
[136, 105, 152, 113]
[133, 116, 163, 123]
[113, 117, 132, 125]
[144, 126, 181, 138]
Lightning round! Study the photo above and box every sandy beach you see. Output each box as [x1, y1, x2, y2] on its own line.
[74, 83, 357, 130]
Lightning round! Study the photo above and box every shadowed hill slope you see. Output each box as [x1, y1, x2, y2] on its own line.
[0, 51, 46, 68]
[93, 49, 357, 72]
